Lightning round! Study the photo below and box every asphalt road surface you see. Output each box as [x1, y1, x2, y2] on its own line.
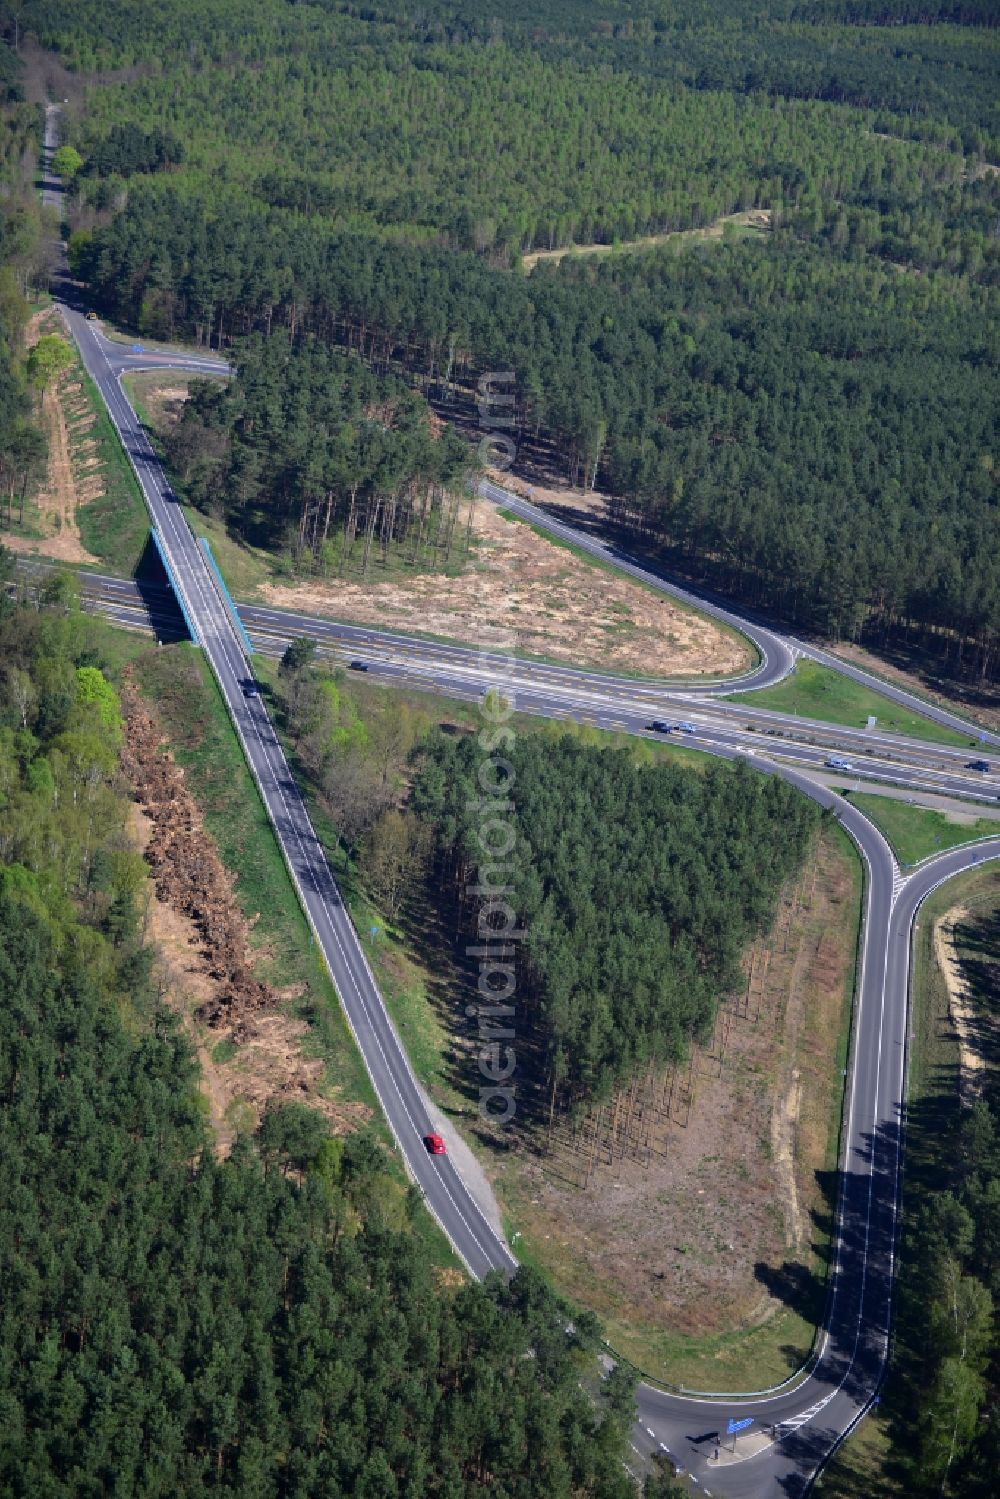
[37, 565, 1000, 811]
[43, 113, 1000, 1495]
[479, 480, 1000, 750]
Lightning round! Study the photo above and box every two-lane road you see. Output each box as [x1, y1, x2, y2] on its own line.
[60, 304, 514, 1283]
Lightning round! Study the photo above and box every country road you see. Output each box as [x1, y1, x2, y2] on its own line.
[40, 108, 1000, 1498]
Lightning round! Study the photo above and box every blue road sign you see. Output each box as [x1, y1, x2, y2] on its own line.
[370, 925, 379, 937]
[981, 732, 988, 743]
[726, 1417, 753, 1436]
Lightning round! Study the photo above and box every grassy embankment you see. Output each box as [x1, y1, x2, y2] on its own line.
[730, 659, 973, 747]
[73, 365, 151, 574]
[847, 792, 999, 867]
[129, 639, 459, 1267]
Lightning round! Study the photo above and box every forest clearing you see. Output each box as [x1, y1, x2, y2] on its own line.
[129, 367, 749, 678]
[520, 207, 772, 271]
[483, 825, 861, 1389]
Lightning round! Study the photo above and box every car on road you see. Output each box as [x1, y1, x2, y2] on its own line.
[241, 678, 258, 697]
[423, 1133, 447, 1155]
[648, 720, 672, 733]
[348, 659, 369, 671]
[85, 311, 98, 320]
[825, 756, 853, 770]
[673, 721, 697, 734]
[967, 759, 992, 773]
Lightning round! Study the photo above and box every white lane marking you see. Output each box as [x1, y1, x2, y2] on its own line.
[89, 337, 510, 1275]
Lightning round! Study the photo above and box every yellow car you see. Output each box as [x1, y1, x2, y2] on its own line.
[85, 311, 98, 321]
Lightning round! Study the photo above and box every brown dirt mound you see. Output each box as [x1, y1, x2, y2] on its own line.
[123, 669, 371, 1151]
[122, 674, 272, 1027]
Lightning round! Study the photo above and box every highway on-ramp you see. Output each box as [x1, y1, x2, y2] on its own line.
[479, 480, 1000, 749]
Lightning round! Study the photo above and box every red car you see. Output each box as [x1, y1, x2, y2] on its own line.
[423, 1133, 447, 1155]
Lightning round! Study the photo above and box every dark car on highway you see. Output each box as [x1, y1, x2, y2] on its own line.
[349, 659, 369, 671]
[967, 759, 991, 773]
[648, 720, 672, 733]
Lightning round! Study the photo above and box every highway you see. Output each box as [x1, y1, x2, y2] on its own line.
[33, 565, 1000, 812]
[42, 106, 1000, 1495]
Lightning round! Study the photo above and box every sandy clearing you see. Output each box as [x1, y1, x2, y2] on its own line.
[13, 309, 99, 565]
[934, 904, 986, 1102]
[521, 209, 771, 271]
[261, 495, 748, 678]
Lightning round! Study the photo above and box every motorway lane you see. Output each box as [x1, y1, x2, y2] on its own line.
[75, 305, 999, 753]
[42, 95, 1000, 1481]
[60, 327, 1000, 1495]
[52, 546, 1000, 1496]
[20, 552, 991, 797]
[50, 566, 1000, 810]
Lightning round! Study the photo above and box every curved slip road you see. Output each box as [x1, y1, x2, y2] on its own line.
[51, 279, 1000, 1494]
[479, 482, 1000, 750]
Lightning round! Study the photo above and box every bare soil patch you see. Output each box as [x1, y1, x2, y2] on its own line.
[122, 671, 370, 1153]
[6, 308, 99, 564]
[489, 827, 859, 1380]
[933, 904, 986, 1103]
[261, 494, 748, 678]
[521, 209, 771, 271]
[126, 372, 205, 434]
[126, 373, 746, 678]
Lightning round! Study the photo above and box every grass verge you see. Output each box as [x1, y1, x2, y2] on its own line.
[846, 792, 999, 867]
[73, 367, 151, 574]
[729, 659, 971, 747]
[131, 638, 464, 1271]
[132, 642, 381, 1116]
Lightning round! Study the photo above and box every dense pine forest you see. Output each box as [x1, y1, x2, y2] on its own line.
[86, 201, 999, 662]
[16, 0, 997, 675]
[889, 1096, 1000, 1493]
[170, 336, 475, 571]
[412, 733, 818, 1112]
[0, 576, 668, 1497]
